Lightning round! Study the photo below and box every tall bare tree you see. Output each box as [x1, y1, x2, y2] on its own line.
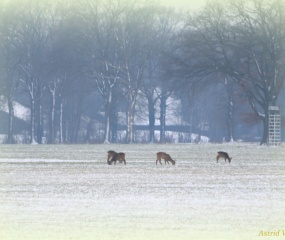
[74, 0, 129, 143]
[12, 0, 54, 144]
[114, 4, 160, 143]
[181, 0, 285, 144]
[0, 2, 21, 143]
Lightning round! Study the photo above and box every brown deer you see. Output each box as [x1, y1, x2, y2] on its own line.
[156, 152, 176, 165]
[107, 150, 116, 164]
[107, 150, 126, 165]
[216, 151, 232, 163]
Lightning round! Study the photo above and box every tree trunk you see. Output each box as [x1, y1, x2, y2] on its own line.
[260, 112, 269, 145]
[30, 98, 37, 144]
[225, 79, 235, 142]
[127, 100, 136, 143]
[104, 113, 111, 144]
[103, 91, 112, 144]
[48, 88, 56, 144]
[59, 97, 63, 144]
[160, 93, 166, 143]
[36, 101, 43, 144]
[7, 99, 14, 144]
[110, 108, 117, 143]
[147, 96, 155, 143]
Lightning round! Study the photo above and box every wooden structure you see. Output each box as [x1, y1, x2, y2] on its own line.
[268, 106, 281, 146]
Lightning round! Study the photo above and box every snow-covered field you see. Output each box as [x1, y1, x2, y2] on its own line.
[0, 143, 284, 240]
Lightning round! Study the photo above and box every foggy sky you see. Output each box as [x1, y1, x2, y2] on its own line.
[159, 0, 208, 11]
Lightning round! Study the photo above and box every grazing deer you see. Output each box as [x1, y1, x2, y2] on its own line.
[216, 151, 232, 163]
[107, 150, 116, 164]
[156, 152, 176, 165]
[107, 150, 126, 165]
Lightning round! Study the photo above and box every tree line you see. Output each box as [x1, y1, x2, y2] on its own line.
[0, 0, 284, 144]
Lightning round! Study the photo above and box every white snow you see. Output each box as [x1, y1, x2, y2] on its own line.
[0, 143, 284, 240]
[13, 102, 30, 121]
[0, 98, 30, 122]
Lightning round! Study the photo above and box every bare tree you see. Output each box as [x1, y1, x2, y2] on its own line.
[114, 4, 160, 143]
[68, 0, 132, 143]
[140, 7, 180, 143]
[46, 1, 87, 143]
[12, 0, 54, 144]
[181, 0, 285, 144]
[0, 3, 21, 143]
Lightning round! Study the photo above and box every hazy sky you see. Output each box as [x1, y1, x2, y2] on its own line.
[0, 0, 208, 11]
[159, 0, 208, 11]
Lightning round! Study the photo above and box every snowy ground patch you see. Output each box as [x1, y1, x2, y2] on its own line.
[0, 143, 284, 240]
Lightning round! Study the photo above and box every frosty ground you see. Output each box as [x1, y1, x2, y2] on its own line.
[0, 143, 284, 240]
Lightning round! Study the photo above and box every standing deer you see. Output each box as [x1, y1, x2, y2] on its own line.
[156, 152, 176, 165]
[216, 151, 232, 163]
[107, 150, 126, 165]
[107, 150, 116, 164]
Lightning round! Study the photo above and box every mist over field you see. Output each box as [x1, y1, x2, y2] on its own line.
[1, 0, 285, 146]
[0, 143, 284, 240]
[1, 2, 285, 240]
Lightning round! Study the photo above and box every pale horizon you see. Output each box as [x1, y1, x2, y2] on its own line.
[158, 0, 208, 11]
